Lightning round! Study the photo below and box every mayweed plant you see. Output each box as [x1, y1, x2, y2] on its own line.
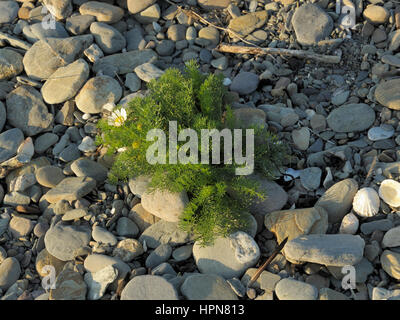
[97, 61, 287, 245]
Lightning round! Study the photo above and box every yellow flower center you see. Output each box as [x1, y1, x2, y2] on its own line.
[137, 123, 142, 131]
[114, 116, 125, 126]
[132, 141, 140, 149]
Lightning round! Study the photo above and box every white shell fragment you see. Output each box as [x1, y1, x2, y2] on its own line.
[379, 179, 400, 208]
[367, 125, 395, 141]
[352, 187, 380, 217]
[339, 212, 359, 235]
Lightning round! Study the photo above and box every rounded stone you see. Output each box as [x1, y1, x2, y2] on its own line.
[363, 5, 389, 25]
[9, 216, 34, 238]
[230, 72, 259, 95]
[181, 274, 238, 300]
[275, 278, 318, 300]
[75, 76, 122, 114]
[375, 79, 400, 110]
[193, 231, 260, 279]
[41, 59, 89, 105]
[120, 275, 178, 300]
[35, 248, 66, 278]
[90, 22, 126, 55]
[326, 103, 375, 133]
[36, 166, 65, 188]
[0, 48, 23, 80]
[315, 178, 358, 223]
[381, 250, 400, 280]
[79, 1, 124, 23]
[0, 257, 21, 291]
[292, 3, 333, 46]
[44, 223, 91, 261]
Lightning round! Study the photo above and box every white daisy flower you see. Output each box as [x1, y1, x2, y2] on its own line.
[108, 108, 127, 127]
[117, 147, 127, 153]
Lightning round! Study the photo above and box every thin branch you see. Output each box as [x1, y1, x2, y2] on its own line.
[217, 43, 342, 64]
[247, 237, 288, 288]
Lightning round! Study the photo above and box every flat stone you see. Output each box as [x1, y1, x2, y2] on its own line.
[23, 22, 69, 43]
[368, 125, 395, 141]
[70, 158, 108, 183]
[145, 244, 172, 269]
[0, 128, 24, 164]
[300, 167, 322, 190]
[125, 73, 141, 92]
[375, 79, 400, 110]
[34, 133, 59, 154]
[116, 217, 139, 238]
[292, 127, 310, 150]
[92, 226, 117, 246]
[241, 268, 281, 291]
[129, 203, 160, 233]
[62, 209, 88, 221]
[75, 75, 122, 114]
[275, 278, 318, 300]
[45, 176, 96, 203]
[381, 250, 400, 280]
[127, 0, 156, 14]
[49, 268, 87, 300]
[79, 1, 124, 23]
[35, 166, 65, 188]
[66, 14, 96, 35]
[230, 72, 259, 95]
[141, 189, 189, 222]
[6, 85, 53, 136]
[172, 245, 192, 262]
[228, 11, 268, 38]
[43, 0, 72, 20]
[319, 287, 350, 300]
[90, 22, 126, 55]
[22, 35, 93, 80]
[284, 234, 365, 267]
[382, 226, 400, 248]
[121, 275, 178, 300]
[315, 178, 358, 223]
[139, 220, 192, 249]
[292, 4, 333, 46]
[134, 63, 164, 83]
[93, 49, 157, 75]
[198, 0, 231, 10]
[8, 216, 34, 238]
[41, 59, 89, 104]
[112, 239, 144, 262]
[193, 231, 260, 279]
[181, 274, 238, 300]
[44, 223, 91, 261]
[0, 257, 21, 291]
[3, 192, 30, 207]
[0, 48, 23, 80]
[265, 206, 328, 244]
[327, 103, 375, 132]
[133, 4, 160, 24]
[363, 5, 389, 25]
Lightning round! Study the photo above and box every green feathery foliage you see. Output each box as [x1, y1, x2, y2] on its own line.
[97, 61, 288, 245]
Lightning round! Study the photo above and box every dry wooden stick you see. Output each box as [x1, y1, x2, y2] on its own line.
[181, 8, 261, 48]
[217, 43, 342, 64]
[247, 237, 288, 288]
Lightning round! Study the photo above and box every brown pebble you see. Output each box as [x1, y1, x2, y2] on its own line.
[18, 7, 31, 20]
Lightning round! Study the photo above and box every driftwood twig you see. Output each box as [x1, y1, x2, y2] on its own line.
[217, 43, 342, 64]
[247, 237, 288, 288]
